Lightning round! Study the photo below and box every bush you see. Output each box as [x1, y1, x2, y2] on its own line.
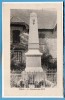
[11, 60, 26, 71]
[41, 53, 57, 70]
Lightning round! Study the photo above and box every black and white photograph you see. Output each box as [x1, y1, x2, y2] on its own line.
[10, 9, 57, 89]
[2, 2, 63, 97]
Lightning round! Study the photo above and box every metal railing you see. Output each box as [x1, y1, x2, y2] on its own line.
[10, 69, 57, 88]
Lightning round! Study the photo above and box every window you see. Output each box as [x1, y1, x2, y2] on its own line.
[13, 30, 20, 43]
[14, 51, 22, 62]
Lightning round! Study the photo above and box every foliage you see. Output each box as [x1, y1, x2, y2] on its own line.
[41, 53, 57, 70]
[11, 60, 26, 71]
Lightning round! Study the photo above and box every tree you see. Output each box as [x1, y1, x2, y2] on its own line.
[41, 53, 57, 70]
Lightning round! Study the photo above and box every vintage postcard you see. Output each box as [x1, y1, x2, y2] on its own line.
[2, 2, 63, 97]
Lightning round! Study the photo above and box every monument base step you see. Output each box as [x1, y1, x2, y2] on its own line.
[25, 49, 42, 56]
[25, 67, 43, 72]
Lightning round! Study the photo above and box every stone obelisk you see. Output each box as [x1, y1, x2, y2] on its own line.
[25, 12, 43, 72]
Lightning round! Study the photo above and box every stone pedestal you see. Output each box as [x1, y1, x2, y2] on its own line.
[25, 12, 43, 72]
[21, 12, 44, 87]
[25, 50, 42, 72]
